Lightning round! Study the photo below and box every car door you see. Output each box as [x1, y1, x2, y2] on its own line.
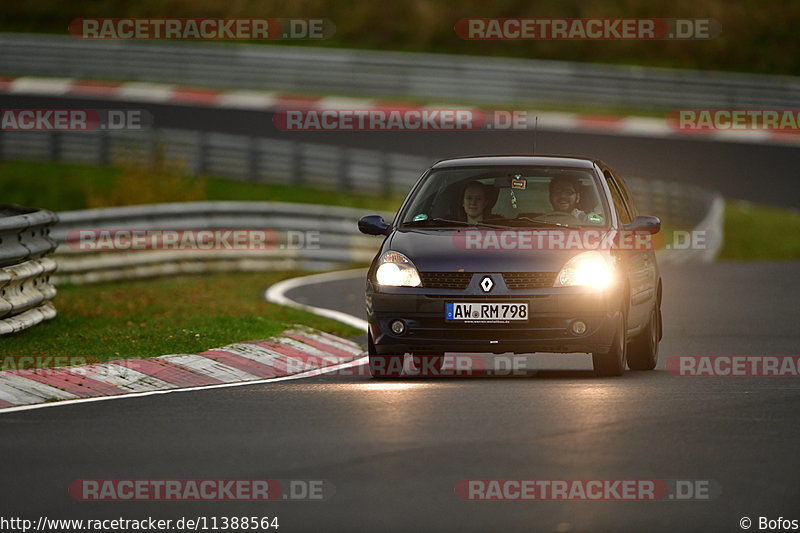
[602, 167, 654, 332]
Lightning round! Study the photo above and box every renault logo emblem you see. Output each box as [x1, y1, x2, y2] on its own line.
[480, 276, 494, 293]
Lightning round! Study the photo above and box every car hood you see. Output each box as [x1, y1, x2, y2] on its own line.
[387, 229, 586, 272]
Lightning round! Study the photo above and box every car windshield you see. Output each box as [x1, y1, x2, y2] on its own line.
[400, 166, 610, 229]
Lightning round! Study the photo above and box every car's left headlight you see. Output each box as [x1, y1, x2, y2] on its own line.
[375, 251, 422, 287]
[554, 251, 616, 289]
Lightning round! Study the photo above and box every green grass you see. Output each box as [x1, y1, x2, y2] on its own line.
[0, 160, 382, 370]
[719, 200, 800, 260]
[0, 271, 363, 369]
[0, 160, 405, 213]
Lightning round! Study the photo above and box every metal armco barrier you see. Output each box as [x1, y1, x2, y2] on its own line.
[0, 124, 722, 286]
[0, 126, 725, 228]
[50, 183, 722, 286]
[0, 128, 429, 197]
[1, 33, 798, 110]
[0, 205, 59, 335]
[51, 202, 393, 284]
[0, 124, 722, 288]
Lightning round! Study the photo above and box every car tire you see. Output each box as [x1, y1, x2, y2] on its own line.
[368, 331, 404, 379]
[627, 304, 660, 371]
[592, 308, 627, 377]
[411, 355, 445, 376]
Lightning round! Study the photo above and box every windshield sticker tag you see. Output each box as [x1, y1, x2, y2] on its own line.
[511, 178, 527, 190]
[412, 213, 429, 222]
[588, 213, 603, 223]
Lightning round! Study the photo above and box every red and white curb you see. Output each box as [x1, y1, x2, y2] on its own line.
[0, 326, 364, 412]
[2, 75, 799, 145]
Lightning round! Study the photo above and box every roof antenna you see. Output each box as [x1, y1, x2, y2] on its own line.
[532, 115, 538, 155]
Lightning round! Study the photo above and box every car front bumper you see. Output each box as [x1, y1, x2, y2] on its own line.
[367, 281, 623, 355]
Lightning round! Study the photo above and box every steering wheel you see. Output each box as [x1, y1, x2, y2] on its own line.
[537, 211, 582, 224]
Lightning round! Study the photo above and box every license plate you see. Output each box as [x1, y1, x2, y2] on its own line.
[446, 302, 528, 323]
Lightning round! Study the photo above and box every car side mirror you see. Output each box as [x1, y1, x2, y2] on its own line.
[358, 215, 390, 236]
[623, 215, 661, 234]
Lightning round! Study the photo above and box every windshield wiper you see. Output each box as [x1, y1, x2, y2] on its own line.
[404, 217, 512, 230]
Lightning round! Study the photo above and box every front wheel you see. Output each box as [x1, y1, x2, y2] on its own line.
[627, 305, 660, 371]
[592, 309, 627, 377]
[368, 331, 404, 379]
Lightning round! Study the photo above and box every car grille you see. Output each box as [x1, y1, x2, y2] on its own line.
[502, 272, 557, 290]
[419, 272, 557, 290]
[419, 272, 473, 289]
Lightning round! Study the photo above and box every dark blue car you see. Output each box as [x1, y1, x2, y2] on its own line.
[359, 155, 662, 378]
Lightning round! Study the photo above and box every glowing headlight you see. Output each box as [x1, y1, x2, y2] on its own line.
[375, 251, 421, 287]
[554, 251, 616, 289]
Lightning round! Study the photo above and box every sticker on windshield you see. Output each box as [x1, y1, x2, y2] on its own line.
[412, 213, 429, 222]
[511, 178, 527, 190]
[587, 213, 604, 223]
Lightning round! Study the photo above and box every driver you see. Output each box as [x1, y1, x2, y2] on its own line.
[548, 176, 600, 224]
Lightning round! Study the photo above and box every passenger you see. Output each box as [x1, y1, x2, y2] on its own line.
[461, 181, 488, 224]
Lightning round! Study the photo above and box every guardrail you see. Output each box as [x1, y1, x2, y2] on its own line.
[52, 202, 391, 284]
[0, 128, 429, 197]
[2, 33, 799, 110]
[0, 126, 721, 227]
[0, 205, 59, 335]
[625, 179, 724, 264]
[0, 123, 722, 284]
[50, 188, 722, 286]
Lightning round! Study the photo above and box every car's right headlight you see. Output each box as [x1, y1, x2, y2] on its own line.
[375, 251, 422, 287]
[554, 251, 616, 289]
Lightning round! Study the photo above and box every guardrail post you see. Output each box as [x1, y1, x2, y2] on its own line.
[381, 152, 392, 196]
[48, 132, 61, 162]
[338, 147, 350, 190]
[248, 137, 259, 181]
[149, 128, 159, 168]
[291, 141, 304, 185]
[96, 129, 110, 166]
[197, 131, 209, 175]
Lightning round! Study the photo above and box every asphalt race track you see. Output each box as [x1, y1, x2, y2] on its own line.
[2, 93, 800, 208]
[2, 89, 800, 531]
[1, 262, 799, 532]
